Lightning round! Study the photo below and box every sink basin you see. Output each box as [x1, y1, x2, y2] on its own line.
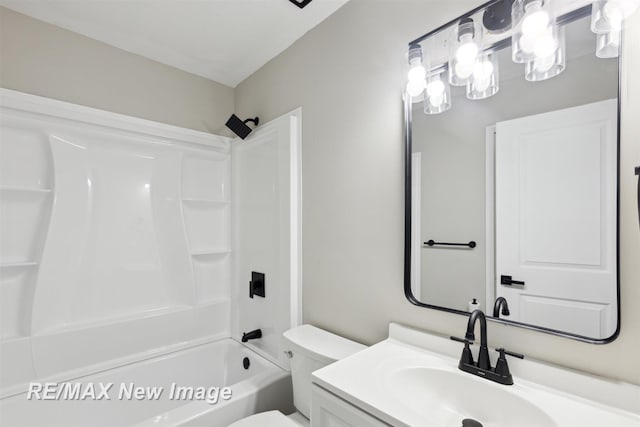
[385, 367, 556, 427]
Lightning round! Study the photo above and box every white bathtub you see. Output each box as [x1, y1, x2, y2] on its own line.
[0, 339, 294, 427]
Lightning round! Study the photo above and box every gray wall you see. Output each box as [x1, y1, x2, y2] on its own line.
[0, 6, 234, 133]
[413, 47, 619, 313]
[235, 0, 640, 384]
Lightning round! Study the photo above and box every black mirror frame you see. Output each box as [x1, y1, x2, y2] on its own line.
[403, 1, 621, 344]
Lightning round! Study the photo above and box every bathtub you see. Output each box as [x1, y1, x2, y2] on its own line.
[0, 339, 294, 427]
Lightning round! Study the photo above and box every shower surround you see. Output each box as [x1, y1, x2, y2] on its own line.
[0, 88, 301, 425]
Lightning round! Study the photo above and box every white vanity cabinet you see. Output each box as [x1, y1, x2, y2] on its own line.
[311, 385, 390, 427]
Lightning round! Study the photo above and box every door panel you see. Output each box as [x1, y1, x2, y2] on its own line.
[495, 99, 617, 338]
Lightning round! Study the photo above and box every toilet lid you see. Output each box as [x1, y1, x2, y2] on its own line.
[228, 411, 302, 427]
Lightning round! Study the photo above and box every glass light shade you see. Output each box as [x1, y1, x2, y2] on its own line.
[525, 25, 565, 81]
[466, 52, 499, 100]
[449, 18, 482, 86]
[591, 0, 640, 34]
[424, 72, 452, 114]
[596, 29, 621, 58]
[406, 44, 426, 99]
[512, 0, 555, 63]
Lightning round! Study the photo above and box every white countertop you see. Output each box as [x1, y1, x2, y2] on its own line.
[312, 323, 640, 427]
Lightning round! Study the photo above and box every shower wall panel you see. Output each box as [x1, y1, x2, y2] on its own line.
[0, 89, 232, 396]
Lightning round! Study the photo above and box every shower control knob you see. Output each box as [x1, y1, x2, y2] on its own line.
[283, 350, 293, 358]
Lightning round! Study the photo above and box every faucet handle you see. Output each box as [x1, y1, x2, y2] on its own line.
[451, 336, 475, 366]
[494, 348, 524, 383]
[450, 336, 473, 345]
[495, 348, 524, 359]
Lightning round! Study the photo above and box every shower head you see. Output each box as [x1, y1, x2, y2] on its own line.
[225, 114, 259, 139]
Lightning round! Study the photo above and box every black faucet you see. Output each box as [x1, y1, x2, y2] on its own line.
[492, 297, 510, 318]
[241, 329, 262, 343]
[451, 309, 524, 385]
[465, 309, 491, 369]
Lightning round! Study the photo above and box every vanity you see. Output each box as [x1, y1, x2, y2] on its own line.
[310, 323, 640, 427]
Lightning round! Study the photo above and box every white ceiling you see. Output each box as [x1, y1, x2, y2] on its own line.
[0, 0, 349, 87]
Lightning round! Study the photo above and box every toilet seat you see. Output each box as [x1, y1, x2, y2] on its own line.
[228, 410, 304, 427]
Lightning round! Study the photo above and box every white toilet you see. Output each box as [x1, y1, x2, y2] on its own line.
[230, 324, 366, 427]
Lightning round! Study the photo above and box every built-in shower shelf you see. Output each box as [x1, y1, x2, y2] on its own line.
[191, 249, 231, 256]
[0, 261, 39, 269]
[0, 186, 52, 194]
[35, 304, 195, 336]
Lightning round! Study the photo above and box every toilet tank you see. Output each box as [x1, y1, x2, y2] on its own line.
[282, 325, 366, 419]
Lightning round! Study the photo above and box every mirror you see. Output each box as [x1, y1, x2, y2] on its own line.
[404, 0, 623, 342]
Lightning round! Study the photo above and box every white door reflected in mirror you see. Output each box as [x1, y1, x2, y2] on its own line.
[494, 99, 618, 338]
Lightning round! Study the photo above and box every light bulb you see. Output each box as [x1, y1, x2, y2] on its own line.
[426, 79, 445, 97]
[455, 62, 475, 79]
[473, 60, 494, 92]
[408, 63, 426, 84]
[467, 52, 498, 100]
[429, 94, 444, 107]
[533, 31, 558, 58]
[450, 18, 481, 86]
[406, 43, 426, 97]
[426, 77, 445, 106]
[425, 72, 452, 114]
[406, 59, 426, 97]
[533, 55, 555, 72]
[406, 79, 426, 97]
[473, 60, 494, 79]
[522, 2, 550, 36]
[519, 34, 536, 53]
[456, 34, 479, 65]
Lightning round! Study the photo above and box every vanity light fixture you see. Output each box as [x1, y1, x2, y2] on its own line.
[406, 44, 427, 98]
[467, 52, 500, 99]
[449, 18, 482, 86]
[405, 0, 635, 113]
[424, 71, 452, 114]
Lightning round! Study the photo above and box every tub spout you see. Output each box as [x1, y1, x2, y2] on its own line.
[241, 329, 262, 343]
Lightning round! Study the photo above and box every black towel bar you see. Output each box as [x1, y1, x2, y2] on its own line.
[424, 240, 476, 248]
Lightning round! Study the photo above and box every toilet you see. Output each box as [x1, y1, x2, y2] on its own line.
[230, 324, 366, 427]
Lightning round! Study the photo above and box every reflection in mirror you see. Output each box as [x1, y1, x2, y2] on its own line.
[404, 0, 629, 341]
